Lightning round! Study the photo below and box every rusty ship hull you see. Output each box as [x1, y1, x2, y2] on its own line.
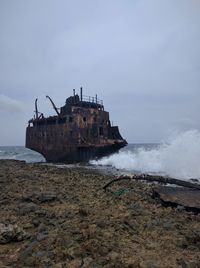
[26, 89, 127, 163]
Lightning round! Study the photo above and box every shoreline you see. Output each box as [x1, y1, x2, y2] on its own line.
[0, 160, 199, 267]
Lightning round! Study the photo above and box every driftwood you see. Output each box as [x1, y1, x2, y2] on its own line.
[103, 174, 200, 191]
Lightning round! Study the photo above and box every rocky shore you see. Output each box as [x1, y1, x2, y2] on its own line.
[0, 160, 199, 268]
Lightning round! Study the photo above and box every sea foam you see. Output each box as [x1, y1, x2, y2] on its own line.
[91, 130, 200, 180]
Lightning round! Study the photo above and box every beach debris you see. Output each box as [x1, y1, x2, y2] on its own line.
[103, 174, 200, 191]
[111, 188, 129, 196]
[103, 174, 200, 212]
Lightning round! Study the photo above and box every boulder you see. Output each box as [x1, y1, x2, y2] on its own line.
[0, 223, 28, 244]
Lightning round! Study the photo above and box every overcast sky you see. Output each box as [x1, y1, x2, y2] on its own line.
[0, 0, 199, 145]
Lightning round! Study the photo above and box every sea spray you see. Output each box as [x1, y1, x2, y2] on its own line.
[90, 130, 200, 180]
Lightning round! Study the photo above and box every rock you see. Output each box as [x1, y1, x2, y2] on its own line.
[187, 245, 199, 251]
[19, 240, 38, 260]
[21, 194, 34, 202]
[38, 192, 57, 202]
[33, 250, 53, 258]
[153, 186, 200, 212]
[0, 223, 28, 244]
[138, 260, 159, 268]
[53, 263, 63, 268]
[176, 205, 185, 212]
[18, 202, 37, 215]
[185, 230, 200, 249]
[48, 220, 56, 226]
[176, 258, 187, 268]
[32, 218, 41, 227]
[38, 223, 48, 233]
[107, 251, 119, 261]
[0, 199, 9, 205]
[36, 233, 48, 241]
[96, 220, 106, 228]
[176, 238, 189, 249]
[79, 208, 88, 217]
[0, 177, 7, 183]
[145, 264, 158, 268]
[163, 221, 173, 230]
[129, 203, 143, 216]
[67, 259, 84, 268]
[82, 257, 93, 267]
[35, 209, 47, 216]
[23, 223, 34, 229]
[187, 261, 200, 268]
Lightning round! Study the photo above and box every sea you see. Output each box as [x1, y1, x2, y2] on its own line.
[1, 130, 200, 182]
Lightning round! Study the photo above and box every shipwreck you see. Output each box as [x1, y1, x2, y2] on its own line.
[26, 88, 127, 163]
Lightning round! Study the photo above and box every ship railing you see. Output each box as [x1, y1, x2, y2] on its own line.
[82, 95, 103, 106]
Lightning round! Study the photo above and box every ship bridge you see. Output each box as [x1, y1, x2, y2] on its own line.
[60, 87, 104, 115]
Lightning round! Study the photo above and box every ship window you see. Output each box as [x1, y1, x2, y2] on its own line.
[69, 117, 73, 122]
[83, 117, 86, 122]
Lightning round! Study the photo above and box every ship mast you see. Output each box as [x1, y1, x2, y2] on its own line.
[35, 98, 38, 119]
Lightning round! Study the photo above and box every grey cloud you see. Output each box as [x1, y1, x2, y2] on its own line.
[0, 0, 199, 145]
[0, 94, 24, 113]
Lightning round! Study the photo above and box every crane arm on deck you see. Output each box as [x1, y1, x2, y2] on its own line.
[46, 95, 60, 115]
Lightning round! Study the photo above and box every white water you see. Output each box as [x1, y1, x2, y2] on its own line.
[91, 130, 200, 180]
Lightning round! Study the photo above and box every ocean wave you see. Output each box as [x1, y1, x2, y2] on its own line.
[0, 147, 45, 163]
[91, 130, 200, 181]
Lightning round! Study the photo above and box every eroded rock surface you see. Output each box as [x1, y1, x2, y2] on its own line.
[0, 160, 199, 267]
